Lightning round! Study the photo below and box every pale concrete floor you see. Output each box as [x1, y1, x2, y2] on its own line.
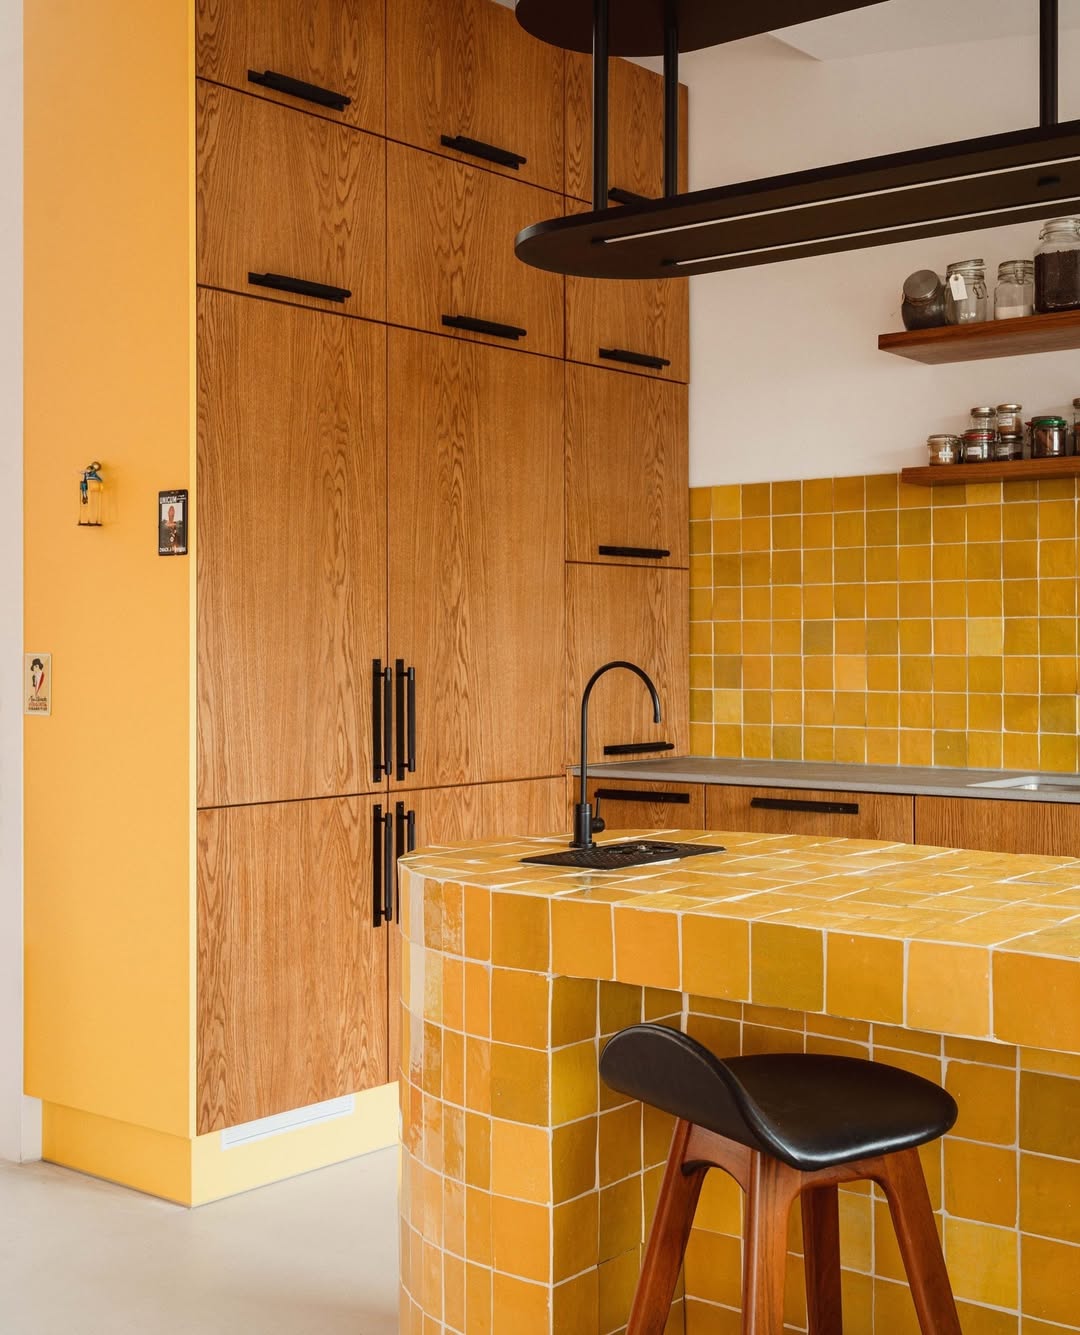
[0, 1148, 399, 1335]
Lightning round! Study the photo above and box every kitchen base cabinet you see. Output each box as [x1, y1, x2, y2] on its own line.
[706, 786, 915, 842]
[197, 797, 389, 1135]
[572, 777, 706, 832]
[915, 794, 1080, 856]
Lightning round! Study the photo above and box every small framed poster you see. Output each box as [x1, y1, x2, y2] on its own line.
[159, 490, 188, 556]
[25, 653, 51, 716]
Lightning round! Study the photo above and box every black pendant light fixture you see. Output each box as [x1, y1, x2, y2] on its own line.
[514, 0, 1080, 279]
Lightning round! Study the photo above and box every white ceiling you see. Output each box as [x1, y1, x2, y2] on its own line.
[775, 0, 1080, 61]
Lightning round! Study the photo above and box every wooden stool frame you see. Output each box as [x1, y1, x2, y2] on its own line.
[630, 1119, 963, 1335]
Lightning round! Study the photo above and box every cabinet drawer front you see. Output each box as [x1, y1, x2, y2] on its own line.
[577, 778, 705, 832]
[915, 795, 1080, 856]
[196, 0, 385, 134]
[387, 143, 564, 359]
[566, 364, 688, 567]
[566, 563, 689, 764]
[706, 786, 914, 843]
[196, 82, 385, 321]
[387, 0, 564, 194]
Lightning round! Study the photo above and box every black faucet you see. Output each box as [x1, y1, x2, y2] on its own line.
[572, 660, 662, 848]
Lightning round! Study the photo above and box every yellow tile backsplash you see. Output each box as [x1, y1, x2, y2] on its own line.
[689, 474, 1080, 768]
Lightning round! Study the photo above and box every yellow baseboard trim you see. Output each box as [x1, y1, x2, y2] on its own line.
[42, 1102, 193, 1204]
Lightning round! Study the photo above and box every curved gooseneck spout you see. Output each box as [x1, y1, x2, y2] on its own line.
[573, 660, 662, 849]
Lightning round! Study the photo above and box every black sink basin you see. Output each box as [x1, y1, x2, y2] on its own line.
[520, 839, 725, 870]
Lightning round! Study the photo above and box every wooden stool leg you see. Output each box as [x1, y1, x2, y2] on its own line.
[801, 1185, 843, 1335]
[878, 1148, 963, 1335]
[626, 1119, 707, 1335]
[741, 1153, 800, 1335]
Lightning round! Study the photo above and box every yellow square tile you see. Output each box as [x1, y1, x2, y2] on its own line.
[826, 933, 903, 1024]
[967, 505, 1002, 542]
[1040, 537, 1077, 577]
[866, 728, 899, 764]
[1004, 502, 1038, 540]
[1003, 732, 1040, 770]
[967, 580, 1002, 616]
[834, 475, 866, 510]
[464, 962, 491, 1039]
[614, 908, 680, 989]
[933, 731, 967, 767]
[1020, 1152, 1080, 1245]
[943, 1218, 1017, 1309]
[681, 914, 750, 1001]
[772, 479, 803, 513]
[490, 1043, 549, 1126]
[553, 1192, 599, 1284]
[899, 581, 932, 618]
[933, 507, 966, 544]
[710, 485, 741, 519]
[491, 969, 549, 1049]
[465, 1112, 492, 1189]
[741, 482, 771, 516]
[966, 543, 1002, 580]
[867, 582, 899, 618]
[552, 1116, 597, 1203]
[1040, 733, 1079, 772]
[834, 728, 866, 763]
[803, 477, 834, 512]
[598, 1174, 644, 1264]
[803, 727, 835, 762]
[492, 1196, 551, 1284]
[1021, 1234, 1080, 1327]
[944, 1140, 1017, 1227]
[1020, 1071, 1080, 1159]
[1004, 541, 1039, 581]
[489, 1120, 550, 1203]
[683, 1229, 743, 1309]
[491, 894, 549, 972]
[994, 953, 1080, 1051]
[899, 730, 932, 766]
[751, 923, 823, 1012]
[968, 618, 1004, 655]
[867, 473, 899, 509]
[934, 580, 967, 617]
[932, 657, 967, 693]
[867, 655, 899, 691]
[1039, 498, 1076, 537]
[689, 487, 711, 520]
[551, 976, 597, 1049]
[967, 732, 1003, 769]
[899, 508, 931, 545]
[867, 546, 899, 583]
[598, 1101, 643, 1190]
[741, 515, 770, 551]
[551, 1039, 598, 1125]
[491, 1272, 550, 1335]
[464, 884, 491, 961]
[835, 511, 865, 547]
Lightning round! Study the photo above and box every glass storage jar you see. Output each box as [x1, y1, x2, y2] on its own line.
[1035, 217, 1080, 313]
[961, 430, 994, 462]
[994, 260, 1035, 319]
[970, 406, 999, 436]
[996, 403, 1024, 437]
[901, 270, 947, 330]
[927, 434, 960, 465]
[1074, 398, 1080, 457]
[945, 259, 989, 324]
[1031, 416, 1069, 457]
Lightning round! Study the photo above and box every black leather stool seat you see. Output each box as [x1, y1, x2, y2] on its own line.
[600, 1024, 958, 1172]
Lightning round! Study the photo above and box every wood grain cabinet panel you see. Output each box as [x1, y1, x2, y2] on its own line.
[196, 0, 385, 135]
[196, 290, 386, 808]
[565, 51, 688, 204]
[567, 563, 689, 764]
[387, 0, 564, 193]
[388, 330, 565, 790]
[706, 786, 914, 843]
[196, 81, 385, 321]
[566, 363, 688, 567]
[573, 777, 706, 833]
[386, 143, 564, 359]
[914, 795, 1080, 856]
[197, 796, 389, 1133]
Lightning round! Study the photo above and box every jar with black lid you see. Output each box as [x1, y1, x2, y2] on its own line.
[901, 270, 947, 330]
[1035, 218, 1080, 313]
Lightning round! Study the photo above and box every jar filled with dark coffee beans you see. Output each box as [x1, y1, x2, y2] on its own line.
[1035, 217, 1080, 313]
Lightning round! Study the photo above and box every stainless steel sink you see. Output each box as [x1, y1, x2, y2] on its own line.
[969, 775, 1080, 796]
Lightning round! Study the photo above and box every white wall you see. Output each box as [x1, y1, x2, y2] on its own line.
[1, 0, 37, 1164]
[685, 32, 1080, 484]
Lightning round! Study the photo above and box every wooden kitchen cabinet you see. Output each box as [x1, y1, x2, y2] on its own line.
[387, 330, 565, 791]
[565, 51, 688, 205]
[196, 0, 385, 135]
[566, 363, 688, 567]
[386, 143, 564, 359]
[706, 786, 914, 842]
[567, 563, 689, 764]
[915, 795, 1080, 856]
[197, 796, 389, 1134]
[386, 0, 564, 193]
[574, 777, 706, 832]
[196, 291, 386, 809]
[196, 81, 385, 321]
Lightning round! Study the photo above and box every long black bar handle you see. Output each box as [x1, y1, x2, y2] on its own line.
[382, 664, 393, 777]
[608, 186, 650, 207]
[439, 134, 527, 170]
[441, 314, 528, 341]
[383, 808, 395, 926]
[602, 740, 676, 756]
[395, 659, 407, 782]
[750, 797, 860, 816]
[406, 667, 417, 775]
[372, 660, 384, 784]
[1041, 0, 1059, 128]
[663, 3, 680, 197]
[594, 788, 691, 805]
[598, 545, 671, 560]
[592, 0, 610, 209]
[372, 805, 385, 928]
[599, 347, 671, 370]
[248, 272, 351, 304]
[247, 69, 352, 112]
[392, 803, 418, 925]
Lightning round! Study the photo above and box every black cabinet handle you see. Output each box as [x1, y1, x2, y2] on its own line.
[602, 740, 676, 756]
[247, 69, 352, 112]
[440, 134, 526, 170]
[441, 314, 527, 341]
[382, 807, 395, 925]
[594, 788, 690, 805]
[750, 797, 860, 815]
[382, 664, 394, 779]
[395, 661, 417, 781]
[372, 661, 386, 783]
[599, 347, 671, 370]
[372, 805, 387, 928]
[248, 272, 351, 303]
[406, 667, 417, 775]
[394, 802, 418, 924]
[598, 545, 671, 561]
[608, 186, 650, 206]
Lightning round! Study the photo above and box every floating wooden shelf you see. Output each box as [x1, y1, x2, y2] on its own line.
[879, 309, 1080, 364]
[901, 456, 1080, 487]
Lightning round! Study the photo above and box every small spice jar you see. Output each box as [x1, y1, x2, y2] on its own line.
[1035, 218, 1080, 313]
[1073, 398, 1080, 457]
[996, 403, 1024, 437]
[927, 434, 960, 465]
[945, 259, 989, 324]
[1031, 416, 1070, 457]
[901, 270, 947, 330]
[970, 406, 998, 435]
[994, 260, 1035, 319]
[961, 429, 995, 462]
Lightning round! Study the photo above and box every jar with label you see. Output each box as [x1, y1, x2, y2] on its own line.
[901, 270, 947, 330]
[994, 260, 1035, 319]
[927, 434, 960, 465]
[970, 406, 998, 436]
[1031, 416, 1069, 457]
[1035, 218, 1080, 313]
[945, 259, 989, 324]
[961, 430, 994, 462]
[1073, 399, 1080, 457]
[996, 403, 1023, 436]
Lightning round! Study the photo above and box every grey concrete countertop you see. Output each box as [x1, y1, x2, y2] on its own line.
[576, 756, 1080, 804]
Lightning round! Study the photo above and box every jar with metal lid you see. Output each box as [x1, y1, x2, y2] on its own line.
[994, 260, 1035, 319]
[970, 406, 998, 436]
[901, 270, 947, 330]
[927, 434, 960, 465]
[961, 430, 994, 462]
[945, 259, 989, 324]
[996, 403, 1024, 436]
[991, 436, 1018, 462]
[1074, 398, 1080, 457]
[1035, 217, 1080, 313]
[1031, 416, 1069, 457]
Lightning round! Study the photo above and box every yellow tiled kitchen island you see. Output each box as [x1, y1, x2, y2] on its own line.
[397, 829, 1080, 1334]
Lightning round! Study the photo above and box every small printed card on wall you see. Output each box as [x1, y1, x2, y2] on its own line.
[25, 653, 51, 716]
[159, 490, 188, 556]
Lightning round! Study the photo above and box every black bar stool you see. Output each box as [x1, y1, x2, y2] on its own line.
[600, 1023, 962, 1335]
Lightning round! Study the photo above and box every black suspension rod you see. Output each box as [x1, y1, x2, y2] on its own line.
[1041, 0, 1059, 128]
[663, 2, 680, 197]
[592, 0, 610, 209]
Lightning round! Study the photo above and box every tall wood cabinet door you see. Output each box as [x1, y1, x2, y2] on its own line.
[196, 0, 385, 135]
[386, 143, 564, 359]
[567, 563, 689, 764]
[196, 81, 385, 321]
[565, 207, 689, 383]
[707, 786, 914, 843]
[566, 364, 689, 567]
[388, 330, 565, 790]
[386, 0, 564, 193]
[565, 53, 688, 204]
[197, 796, 390, 1134]
[197, 290, 387, 808]
[915, 795, 1080, 856]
